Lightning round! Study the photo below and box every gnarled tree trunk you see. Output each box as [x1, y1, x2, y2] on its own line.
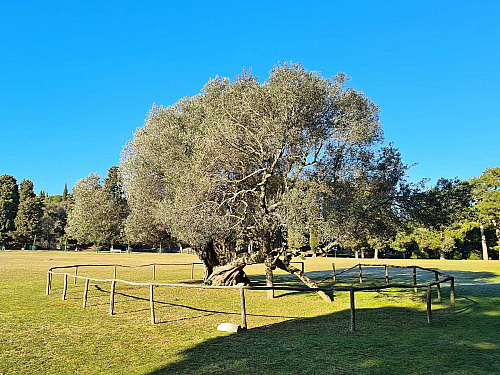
[195, 235, 331, 302]
[208, 250, 266, 285]
[195, 239, 241, 281]
[195, 240, 221, 281]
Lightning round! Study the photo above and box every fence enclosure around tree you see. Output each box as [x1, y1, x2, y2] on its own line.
[46, 263, 455, 332]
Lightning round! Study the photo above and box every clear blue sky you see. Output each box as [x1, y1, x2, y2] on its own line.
[1, 0, 499, 195]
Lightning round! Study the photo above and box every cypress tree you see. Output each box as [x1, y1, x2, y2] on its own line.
[62, 183, 68, 200]
[15, 179, 43, 248]
[0, 175, 19, 248]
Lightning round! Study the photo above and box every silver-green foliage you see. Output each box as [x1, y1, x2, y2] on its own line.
[121, 63, 386, 251]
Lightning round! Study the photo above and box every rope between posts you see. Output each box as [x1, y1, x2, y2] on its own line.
[46, 263, 456, 332]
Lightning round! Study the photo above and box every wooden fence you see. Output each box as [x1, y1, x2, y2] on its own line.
[328, 263, 456, 330]
[46, 263, 455, 332]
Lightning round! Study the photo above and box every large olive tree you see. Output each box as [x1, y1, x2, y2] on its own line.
[121, 63, 385, 295]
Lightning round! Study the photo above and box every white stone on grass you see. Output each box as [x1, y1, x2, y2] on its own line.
[217, 323, 241, 333]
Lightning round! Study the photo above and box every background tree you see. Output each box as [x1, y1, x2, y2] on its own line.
[62, 183, 69, 200]
[103, 166, 129, 249]
[66, 169, 128, 249]
[66, 173, 112, 248]
[471, 167, 500, 260]
[393, 226, 446, 258]
[414, 178, 471, 260]
[392, 229, 417, 258]
[121, 63, 385, 295]
[0, 175, 19, 249]
[40, 194, 68, 249]
[14, 179, 43, 248]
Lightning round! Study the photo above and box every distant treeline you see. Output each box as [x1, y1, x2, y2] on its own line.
[0, 166, 499, 260]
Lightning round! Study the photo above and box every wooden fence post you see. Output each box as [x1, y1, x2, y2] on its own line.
[82, 278, 89, 308]
[74, 266, 78, 285]
[109, 280, 116, 315]
[62, 273, 68, 300]
[426, 285, 432, 325]
[332, 263, 336, 281]
[150, 284, 156, 324]
[413, 267, 417, 293]
[350, 289, 356, 332]
[385, 265, 389, 285]
[46, 271, 52, 295]
[450, 277, 455, 311]
[240, 287, 247, 330]
[358, 264, 362, 284]
[191, 263, 195, 279]
[266, 255, 274, 299]
[435, 272, 442, 302]
[152, 264, 156, 281]
[113, 265, 117, 279]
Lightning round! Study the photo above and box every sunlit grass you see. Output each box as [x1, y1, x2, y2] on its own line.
[1, 251, 499, 374]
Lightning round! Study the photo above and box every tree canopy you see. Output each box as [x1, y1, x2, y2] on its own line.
[121, 63, 414, 288]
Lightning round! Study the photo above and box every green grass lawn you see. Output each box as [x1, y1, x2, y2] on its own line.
[1, 251, 499, 374]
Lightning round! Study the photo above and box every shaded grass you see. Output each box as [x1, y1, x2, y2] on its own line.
[1, 251, 499, 374]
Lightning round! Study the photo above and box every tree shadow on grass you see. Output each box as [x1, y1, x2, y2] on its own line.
[61, 268, 499, 319]
[144, 268, 500, 375]
[147, 298, 500, 375]
[249, 268, 500, 304]
[438, 270, 500, 297]
[264, 267, 500, 298]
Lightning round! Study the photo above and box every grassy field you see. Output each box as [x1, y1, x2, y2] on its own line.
[1, 251, 499, 374]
